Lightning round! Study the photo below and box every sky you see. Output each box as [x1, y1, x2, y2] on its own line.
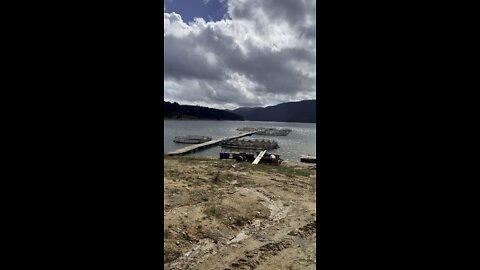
[164, 0, 228, 22]
[164, 0, 316, 110]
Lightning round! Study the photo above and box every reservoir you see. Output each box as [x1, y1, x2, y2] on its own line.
[164, 120, 316, 162]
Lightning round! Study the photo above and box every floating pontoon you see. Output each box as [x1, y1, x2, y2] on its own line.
[173, 135, 212, 144]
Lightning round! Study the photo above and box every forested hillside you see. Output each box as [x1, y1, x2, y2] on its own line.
[164, 102, 244, 121]
[232, 100, 316, 123]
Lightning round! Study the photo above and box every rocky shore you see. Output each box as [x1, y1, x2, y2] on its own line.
[164, 156, 316, 270]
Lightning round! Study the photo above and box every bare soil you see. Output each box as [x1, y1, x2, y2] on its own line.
[164, 156, 316, 270]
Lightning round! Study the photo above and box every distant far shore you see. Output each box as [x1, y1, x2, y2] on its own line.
[164, 117, 243, 121]
[164, 118, 315, 124]
[164, 100, 316, 123]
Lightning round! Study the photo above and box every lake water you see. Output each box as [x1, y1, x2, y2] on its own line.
[164, 120, 316, 162]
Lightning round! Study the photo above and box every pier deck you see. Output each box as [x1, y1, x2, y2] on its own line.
[167, 131, 258, 156]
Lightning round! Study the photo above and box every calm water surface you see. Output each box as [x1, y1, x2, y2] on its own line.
[164, 120, 316, 162]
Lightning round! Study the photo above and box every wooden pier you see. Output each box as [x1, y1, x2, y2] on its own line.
[252, 150, 267, 165]
[167, 131, 258, 156]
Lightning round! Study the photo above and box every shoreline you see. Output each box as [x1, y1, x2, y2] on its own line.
[164, 118, 243, 121]
[164, 118, 316, 124]
[163, 155, 315, 168]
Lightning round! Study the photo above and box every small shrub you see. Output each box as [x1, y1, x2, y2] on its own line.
[164, 249, 182, 263]
[233, 216, 249, 226]
[192, 179, 201, 186]
[212, 171, 221, 185]
[204, 205, 223, 219]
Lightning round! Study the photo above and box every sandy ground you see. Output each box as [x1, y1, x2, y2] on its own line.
[164, 157, 316, 270]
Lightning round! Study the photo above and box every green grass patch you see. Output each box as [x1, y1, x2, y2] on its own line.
[232, 216, 250, 226]
[212, 171, 222, 185]
[203, 205, 223, 219]
[171, 156, 217, 163]
[235, 162, 312, 178]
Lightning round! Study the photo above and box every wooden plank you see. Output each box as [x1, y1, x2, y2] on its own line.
[167, 139, 221, 155]
[167, 131, 257, 156]
[252, 150, 267, 165]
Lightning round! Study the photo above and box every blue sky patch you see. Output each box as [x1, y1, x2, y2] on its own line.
[164, 0, 228, 23]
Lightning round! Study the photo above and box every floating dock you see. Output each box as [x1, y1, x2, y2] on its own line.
[219, 151, 282, 165]
[236, 127, 292, 136]
[174, 135, 212, 144]
[167, 131, 258, 156]
[220, 138, 279, 150]
[300, 155, 316, 163]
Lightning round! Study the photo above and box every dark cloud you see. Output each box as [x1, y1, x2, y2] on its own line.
[164, 34, 226, 81]
[164, 0, 316, 109]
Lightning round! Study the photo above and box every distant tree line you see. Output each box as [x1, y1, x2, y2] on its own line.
[164, 101, 244, 121]
[233, 100, 316, 123]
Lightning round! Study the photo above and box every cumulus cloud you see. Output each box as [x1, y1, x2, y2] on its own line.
[164, 0, 316, 109]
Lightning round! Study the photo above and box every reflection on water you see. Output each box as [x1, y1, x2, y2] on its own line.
[164, 120, 316, 162]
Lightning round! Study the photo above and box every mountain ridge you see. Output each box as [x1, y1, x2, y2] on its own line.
[164, 100, 316, 123]
[164, 101, 243, 121]
[232, 100, 316, 123]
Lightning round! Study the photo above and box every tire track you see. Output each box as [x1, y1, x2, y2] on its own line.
[226, 239, 293, 270]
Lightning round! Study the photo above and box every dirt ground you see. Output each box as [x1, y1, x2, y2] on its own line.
[164, 156, 317, 270]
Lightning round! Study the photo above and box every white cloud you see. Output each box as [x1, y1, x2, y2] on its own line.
[164, 0, 316, 109]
